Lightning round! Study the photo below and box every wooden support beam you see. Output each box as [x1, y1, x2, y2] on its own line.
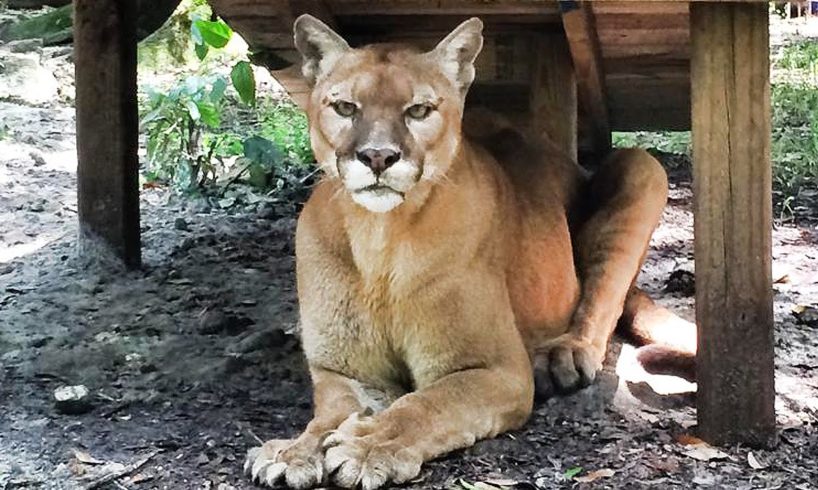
[529, 33, 577, 160]
[74, 0, 141, 269]
[690, 2, 775, 447]
[559, 0, 611, 161]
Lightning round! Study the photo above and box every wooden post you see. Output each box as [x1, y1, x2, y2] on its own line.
[559, 0, 611, 162]
[690, 2, 775, 447]
[74, 0, 141, 268]
[530, 33, 577, 161]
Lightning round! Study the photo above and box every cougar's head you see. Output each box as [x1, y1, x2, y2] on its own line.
[294, 15, 483, 213]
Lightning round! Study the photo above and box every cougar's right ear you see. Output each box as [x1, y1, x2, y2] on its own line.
[293, 14, 350, 85]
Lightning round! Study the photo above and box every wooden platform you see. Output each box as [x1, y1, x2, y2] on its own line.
[72, 0, 776, 448]
[208, 0, 692, 148]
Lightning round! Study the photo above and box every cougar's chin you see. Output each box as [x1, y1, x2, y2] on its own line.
[351, 185, 405, 213]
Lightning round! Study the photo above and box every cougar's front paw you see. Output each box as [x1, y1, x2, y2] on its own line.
[245, 437, 324, 489]
[322, 412, 422, 490]
[533, 334, 605, 399]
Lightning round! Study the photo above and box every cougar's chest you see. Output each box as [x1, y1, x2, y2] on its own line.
[304, 222, 422, 391]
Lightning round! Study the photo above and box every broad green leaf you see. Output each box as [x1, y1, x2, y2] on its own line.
[231, 61, 256, 106]
[194, 42, 209, 61]
[196, 101, 221, 128]
[193, 19, 232, 49]
[563, 467, 583, 479]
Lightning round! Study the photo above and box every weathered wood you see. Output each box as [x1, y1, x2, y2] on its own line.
[327, 0, 559, 16]
[690, 1, 775, 447]
[560, 0, 611, 161]
[529, 33, 576, 160]
[74, 0, 141, 269]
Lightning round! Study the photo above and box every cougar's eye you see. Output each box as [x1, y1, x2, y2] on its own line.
[332, 100, 357, 118]
[406, 103, 433, 120]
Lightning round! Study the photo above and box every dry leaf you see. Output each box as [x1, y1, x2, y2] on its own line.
[682, 443, 730, 462]
[773, 274, 790, 284]
[792, 305, 818, 327]
[574, 468, 615, 483]
[72, 449, 105, 465]
[675, 433, 705, 446]
[747, 451, 765, 469]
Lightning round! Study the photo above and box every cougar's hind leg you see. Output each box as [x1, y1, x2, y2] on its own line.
[534, 148, 668, 397]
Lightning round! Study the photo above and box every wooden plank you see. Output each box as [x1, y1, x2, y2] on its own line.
[327, 0, 558, 16]
[597, 28, 688, 46]
[209, 0, 336, 48]
[594, 13, 689, 30]
[591, 1, 689, 15]
[690, 1, 776, 447]
[336, 14, 561, 32]
[560, 0, 611, 159]
[609, 108, 690, 131]
[74, 0, 141, 268]
[529, 33, 577, 159]
[600, 43, 689, 60]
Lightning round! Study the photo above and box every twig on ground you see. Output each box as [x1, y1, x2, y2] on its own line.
[83, 450, 160, 490]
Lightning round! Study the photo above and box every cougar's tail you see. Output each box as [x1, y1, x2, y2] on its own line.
[617, 288, 697, 382]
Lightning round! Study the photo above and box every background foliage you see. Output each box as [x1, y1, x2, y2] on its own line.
[138, 3, 817, 219]
[137, 0, 314, 204]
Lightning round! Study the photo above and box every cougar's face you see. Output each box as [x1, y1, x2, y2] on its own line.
[294, 16, 484, 213]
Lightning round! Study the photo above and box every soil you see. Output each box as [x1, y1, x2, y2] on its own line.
[2, 17, 818, 490]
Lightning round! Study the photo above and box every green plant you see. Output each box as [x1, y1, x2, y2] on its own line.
[771, 82, 818, 195]
[141, 75, 230, 190]
[612, 131, 691, 155]
[257, 99, 313, 165]
[139, 6, 264, 192]
[137, 0, 211, 69]
[191, 17, 256, 105]
[777, 40, 818, 72]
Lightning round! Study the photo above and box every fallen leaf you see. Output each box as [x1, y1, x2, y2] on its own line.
[647, 455, 680, 474]
[792, 305, 818, 327]
[563, 467, 583, 479]
[682, 443, 730, 462]
[72, 449, 105, 465]
[457, 480, 502, 490]
[574, 468, 615, 482]
[773, 274, 790, 284]
[675, 433, 705, 446]
[747, 451, 766, 469]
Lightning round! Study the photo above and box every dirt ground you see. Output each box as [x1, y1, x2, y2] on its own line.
[2, 20, 818, 490]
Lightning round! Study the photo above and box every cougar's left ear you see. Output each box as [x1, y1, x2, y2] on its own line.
[429, 17, 484, 94]
[293, 14, 350, 85]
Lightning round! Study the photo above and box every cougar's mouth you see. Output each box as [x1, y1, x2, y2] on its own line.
[355, 184, 405, 197]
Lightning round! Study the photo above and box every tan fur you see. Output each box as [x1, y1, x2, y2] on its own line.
[246, 16, 674, 490]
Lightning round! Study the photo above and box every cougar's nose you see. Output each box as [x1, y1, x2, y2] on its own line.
[356, 148, 401, 175]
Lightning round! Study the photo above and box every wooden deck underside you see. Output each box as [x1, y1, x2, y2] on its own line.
[208, 0, 694, 137]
